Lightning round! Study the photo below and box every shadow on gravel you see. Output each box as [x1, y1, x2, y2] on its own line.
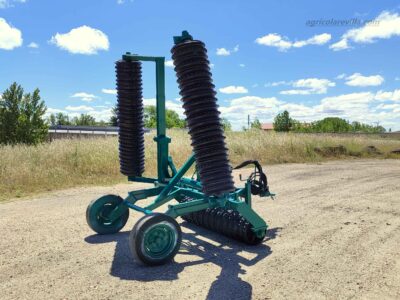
[85, 224, 280, 300]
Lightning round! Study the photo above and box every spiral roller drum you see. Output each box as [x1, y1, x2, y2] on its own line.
[179, 197, 264, 245]
[115, 59, 145, 177]
[171, 38, 235, 196]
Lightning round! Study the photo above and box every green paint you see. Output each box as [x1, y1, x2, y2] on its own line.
[92, 48, 273, 242]
[142, 222, 178, 260]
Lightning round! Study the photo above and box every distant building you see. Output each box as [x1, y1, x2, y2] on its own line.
[261, 123, 274, 131]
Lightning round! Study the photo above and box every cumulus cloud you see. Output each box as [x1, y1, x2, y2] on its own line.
[329, 38, 350, 51]
[27, 42, 38, 48]
[219, 91, 399, 130]
[50, 25, 109, 55]
[71, 92, 98, 102]
[216, 45, 239, 56]
[280, 78, 335, 95]
[142, 98, 184, 118]
[0, 0, 26, 9]
[101, 89, 117, 95]
[216, 48, 230, 56]
[45, 107, 67, 115]
[47, 106, 113, 122]
[165, 60, 174, 67]
[375, 89, 400, 101]
[330, 11, 400, 51]
[65, 105, 94, 112]
[219, 85, 248, 94]
[316, 92, 375, 113]
[116, 0, 133, 4]
[255, 33, 331, 51]
[336, 73, 347, 79]
[345, 73, 384, 87]
[0, 18, 22, 50]
[265, 81, 290, 87]
[219, 96, 282, 129]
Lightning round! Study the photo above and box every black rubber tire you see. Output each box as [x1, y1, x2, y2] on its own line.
[129, 213, 182, 266]
[86, 194, 129, 234]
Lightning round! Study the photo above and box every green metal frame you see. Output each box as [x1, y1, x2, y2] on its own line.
[106, 52, 273, 238]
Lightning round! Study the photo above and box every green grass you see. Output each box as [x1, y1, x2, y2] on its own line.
[1, 129, 399, 201]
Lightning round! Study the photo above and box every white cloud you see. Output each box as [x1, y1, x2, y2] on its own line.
[215, 91, 399, 130]
[255, 33, 331, 51]
[117, 0, 133, 4]
[71, 92, 98, 102]
[27, 42, 38, 48]
[219, 96, 282, 130]
[50, 25, 109, 55]
[376, 103, 400, 111]
[0, 0, 26, 9]
[345, 73, 384, 87]
[219, 85, 248, 94]
[336, 73, 347, 79]
[280, 78, 335, 95]
[101, 88, 117, 95]
[0, 18, 22, 50]
[216, 45, 239, 56]
[165, 59, 174, 67]
[239, 63, 245, 67]
[87, 108, 113, 121]
[293, 33, 331, 47]
[395, 77, 400, 81]
[65, 105, 94, 112]
[45, 107, 67, 115]
[329, 38, 350, 51]
[265, 80, 290, 87]
[46, 106, 113, 122]
[316, 92, 375, 113]
[216, 48, 231, 56]
[142, 98, 184, 117]
[330, 11, 400, 51]
[375, 89, 400, 101]
[255, 33, 291, 51]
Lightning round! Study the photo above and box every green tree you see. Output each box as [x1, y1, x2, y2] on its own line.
[109, 105, 118, 126]
[166, 109, 185, 128]
[273, 110, 293, 132]
[48, 112, 71, 126]
[250, 117, 262, 129]
[313, 117, 351, 133]
[143, 105, 185, 129]
[0, 82, 48, 145]
[221, 117, 232, 131]
[72, 114, 96, 126]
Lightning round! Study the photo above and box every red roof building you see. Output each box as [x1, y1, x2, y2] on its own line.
[261, 123, 274, 131]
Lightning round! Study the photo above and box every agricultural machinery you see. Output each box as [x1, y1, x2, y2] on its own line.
[86, 31, 274, 266]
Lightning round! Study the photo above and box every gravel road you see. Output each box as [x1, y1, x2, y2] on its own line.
[1, 159, 399, 300]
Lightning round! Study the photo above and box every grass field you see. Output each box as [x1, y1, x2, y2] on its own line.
[1, 129, 399, 201]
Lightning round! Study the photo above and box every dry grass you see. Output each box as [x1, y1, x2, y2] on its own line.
[1, 129, 399, 201]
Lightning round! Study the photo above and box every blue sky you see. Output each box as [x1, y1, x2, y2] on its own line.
[1, 0, 400, 130]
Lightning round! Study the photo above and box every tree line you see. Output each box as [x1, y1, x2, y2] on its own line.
[272, 110, 386, 133]
[0, 82, 388, 145]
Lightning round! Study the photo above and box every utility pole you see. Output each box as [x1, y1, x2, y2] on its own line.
[247, 115, 250, 130]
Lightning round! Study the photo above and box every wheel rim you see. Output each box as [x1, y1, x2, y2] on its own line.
[142, 221, 177, 260]
[97, 202, 117, 226]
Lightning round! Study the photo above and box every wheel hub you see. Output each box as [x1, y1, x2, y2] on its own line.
[143, 222, 177, 259]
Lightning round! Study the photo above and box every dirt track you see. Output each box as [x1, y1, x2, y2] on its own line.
[1, 159, 399, 300]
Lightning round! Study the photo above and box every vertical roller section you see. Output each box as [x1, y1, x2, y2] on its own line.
[171, 33, 235, 196]
[115, 59, 145, 177]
